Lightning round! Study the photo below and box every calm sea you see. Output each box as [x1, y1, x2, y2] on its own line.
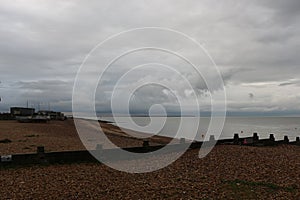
[99, 116, 300, 142]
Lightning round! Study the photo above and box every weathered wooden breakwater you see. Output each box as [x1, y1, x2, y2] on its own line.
[1, 133, 299, 167]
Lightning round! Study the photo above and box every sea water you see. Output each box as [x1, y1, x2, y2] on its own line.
[99, 116, 300, 141]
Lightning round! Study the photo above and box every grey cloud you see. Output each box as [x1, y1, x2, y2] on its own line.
[257, 0, 300, 25]
[279, 79, 300, 87]
[16, 80, 73, 107]
[279, 82, 294, 87]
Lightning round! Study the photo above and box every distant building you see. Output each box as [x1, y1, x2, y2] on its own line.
[37, 110, 65, 120]
[10, 107, 35, 116]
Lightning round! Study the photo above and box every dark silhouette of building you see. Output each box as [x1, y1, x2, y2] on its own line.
[10, 107, 35, 116]
[38, 110, 65, 120]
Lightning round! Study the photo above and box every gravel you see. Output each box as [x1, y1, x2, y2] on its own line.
[0, 145, 299, 199]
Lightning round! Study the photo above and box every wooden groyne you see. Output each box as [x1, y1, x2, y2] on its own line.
[1, 133, 299, 167]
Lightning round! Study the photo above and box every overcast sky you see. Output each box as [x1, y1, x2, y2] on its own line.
[0, 0, 300, 115]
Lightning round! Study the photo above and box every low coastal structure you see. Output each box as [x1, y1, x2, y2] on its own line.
[0, 107, 35, 120]
[0, 113, 13, 120]
[16, 115, 50, 123]
[0, 107, 66, 123]
[37, 110, 66, 121]
[1, 132, 299, 166]
[10, 107, 35, 116]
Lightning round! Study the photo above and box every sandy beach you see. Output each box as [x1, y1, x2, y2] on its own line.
[0, 120, 171, 155]
[0, 120, 299, 199]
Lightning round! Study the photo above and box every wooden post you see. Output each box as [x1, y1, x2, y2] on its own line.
[234, 133, 239, 145]
[253, 133, 259, 142]
[37, 146, 45, 154]
[209, 135, 215, 142]
[143, 140, 149, 147]
[284, 136, 289, 144]
[37, 146, 45, 162]
[96, 144, 103, 151]
[269, 134, 275, 142]
[296, 137, 300, 143]
[95, 144, 103, 159]
[180, 138, 185, 144]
